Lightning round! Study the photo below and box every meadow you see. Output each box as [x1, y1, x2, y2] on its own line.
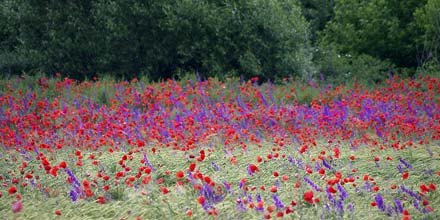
[0, 74, 439, 219]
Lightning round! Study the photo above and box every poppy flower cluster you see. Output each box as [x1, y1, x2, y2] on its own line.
[0, 74, 439, 219]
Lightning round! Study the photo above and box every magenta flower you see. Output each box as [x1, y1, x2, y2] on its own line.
[12, 200, 23, 213]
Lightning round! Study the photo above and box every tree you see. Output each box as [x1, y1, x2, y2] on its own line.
[319, 0, 427, 68]
[414, 0, 440, 66]
[298, 0, 335, 42]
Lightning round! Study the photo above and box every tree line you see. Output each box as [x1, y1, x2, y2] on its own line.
[1, 0, 439, 82]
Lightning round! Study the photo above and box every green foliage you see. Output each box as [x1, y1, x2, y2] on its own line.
[0, 0, 313, 81]
[316, 44, 392, 85]
[0, 0, 98, 79]
[1, 0, 437, 83]
[298, 0, 334, 42]
[414, 0, 440, 66]
[321, 0, 427, 64]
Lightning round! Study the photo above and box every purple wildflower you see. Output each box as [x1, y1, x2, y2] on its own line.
[211, 162, 220, 171]
[247, 164, 254, 176]
[364, 181, 371, 191]
[337, 184, 348, 200]
[322, 159, 334, 171]
[287, 155, 295, 165]
[200, 184, 224, 204]
[414, 199, 420, 210]
[273, 194, 285, 209]
[65, 168, 81, 195]
[69, 189, 78, 202]
[315, 162, 321, 171]
[375, 194, 386, 211]
[223, 181, 232, 194]
[238, 181, 244, 189]
[400, 185, 421, 201]
[247, 194, 253, 203]
[397, 164, 403, 174]
[236, 197, 247, 212]
[326, 187, 334, 201]
[304, 176, 322, 192]
[335, 200, 344, 213]
[399, 158, 413, 170]
[296, 158, 304, 168]
[255, 194, 264, 211]
[143, 153, 155, 170]
[394, 198, 403, 213]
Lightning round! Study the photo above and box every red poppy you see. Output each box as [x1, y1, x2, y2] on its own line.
[59, 161, 67, 169]
[198, 196, 205, 204]
[328, 186, 337, 194]
[204, 176, 212, 184]
[249, 164, 259, 173]
[363, 175, 369, 181]
[189, 163, 196, 172]
[8, 186, 17, 194]
[422, 199, 429, 206]
[303, 191, 314, 204]
[85, 189, 94, 197]
[402, 172, 409, 179]
[50, 167, 58, 177]
[176, 171, 185, 179]
[160, 187, 170, 194]
[266, 204, 276, 213]
[97, 196, 106, 204]
[420, 184, 430, 193]
[429, 183, 437, 191]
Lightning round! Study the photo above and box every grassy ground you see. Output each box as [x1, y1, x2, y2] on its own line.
[0, 140, 439, 220]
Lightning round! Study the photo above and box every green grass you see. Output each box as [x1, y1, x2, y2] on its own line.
[0, 141, 439, 219]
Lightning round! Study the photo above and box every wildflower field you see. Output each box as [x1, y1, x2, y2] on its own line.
[0, 74, 439, 220]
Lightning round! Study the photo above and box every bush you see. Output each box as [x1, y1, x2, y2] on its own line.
[316, 44, 392, 85]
